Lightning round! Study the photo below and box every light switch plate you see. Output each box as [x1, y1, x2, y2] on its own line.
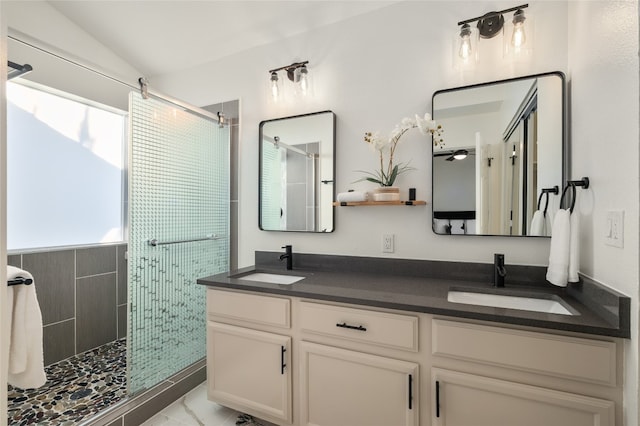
[605, 210, 624, 248]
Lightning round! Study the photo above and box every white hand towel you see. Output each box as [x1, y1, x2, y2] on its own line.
[530, 210, 544, 236]
[337, 191, 368, 203]
[544, 210, 554, 236]
[7, 266, 46, 389]
[546, 209, 571, 287]
[568, 206, 580, 283]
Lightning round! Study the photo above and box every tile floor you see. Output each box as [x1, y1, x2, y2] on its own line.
[8, 338, 127, 425]
[140, 384, 275, 426]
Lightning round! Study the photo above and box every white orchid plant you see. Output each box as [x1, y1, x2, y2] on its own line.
[358, 113, 444, 187]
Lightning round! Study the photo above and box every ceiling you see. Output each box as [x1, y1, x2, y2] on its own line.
[48, 1, 397, 78]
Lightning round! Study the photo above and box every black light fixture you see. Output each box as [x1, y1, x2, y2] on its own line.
[459, 4, 528, 38]
[268, 61, 310, 101]
[456, 4, 530, 61]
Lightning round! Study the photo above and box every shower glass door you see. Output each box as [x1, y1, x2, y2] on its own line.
[127, 92, 229, 394]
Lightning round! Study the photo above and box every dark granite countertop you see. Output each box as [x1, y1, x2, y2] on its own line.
[197, 252, 630, 339]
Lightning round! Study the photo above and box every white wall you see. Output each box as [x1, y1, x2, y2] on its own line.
[154, 1, 569, 268]
[567, 1, 639, 424]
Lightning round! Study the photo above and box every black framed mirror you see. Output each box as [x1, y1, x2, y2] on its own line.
[432, 72, 566, 236]
[259, 111, 336, 232]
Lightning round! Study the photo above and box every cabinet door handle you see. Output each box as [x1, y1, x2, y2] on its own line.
[336, 322, 367, 332]
[408, 374, 413, 410]
[281, 346, 287, 375]
[435, 380, 440, 418]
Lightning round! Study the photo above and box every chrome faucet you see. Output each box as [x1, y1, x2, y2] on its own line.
[280, 245, 293, 270]
[494, 253, 506, 288]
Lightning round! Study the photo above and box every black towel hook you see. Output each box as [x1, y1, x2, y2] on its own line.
[7, 277, 33, 286]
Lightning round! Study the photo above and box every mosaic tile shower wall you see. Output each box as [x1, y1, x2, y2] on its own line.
[128, 92, 229, 395]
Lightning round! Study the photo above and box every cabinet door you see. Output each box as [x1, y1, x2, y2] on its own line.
[300, 341, 418, 426]
[207, 322, 292, 424]
[432, 368, 614, 426]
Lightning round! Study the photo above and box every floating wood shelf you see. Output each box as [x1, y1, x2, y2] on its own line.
[333, 200, 427, 207]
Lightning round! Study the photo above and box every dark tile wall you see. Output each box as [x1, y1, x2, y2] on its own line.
[8, 243, 128, 365]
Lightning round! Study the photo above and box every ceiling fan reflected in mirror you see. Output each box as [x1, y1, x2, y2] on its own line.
[443, 149, 476, 161]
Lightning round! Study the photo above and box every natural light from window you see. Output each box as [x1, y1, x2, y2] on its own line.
[7, 81, 126, 250]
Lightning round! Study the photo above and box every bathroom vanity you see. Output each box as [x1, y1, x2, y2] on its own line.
[198, 252, 629, 426]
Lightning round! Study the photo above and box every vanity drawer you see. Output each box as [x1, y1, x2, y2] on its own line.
[432, 319, 617, 386]
[207, 289, 290, 329]
[300, 301, 418, 352]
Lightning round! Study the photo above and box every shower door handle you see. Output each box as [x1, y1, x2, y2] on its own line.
[148, 234, 222, 246]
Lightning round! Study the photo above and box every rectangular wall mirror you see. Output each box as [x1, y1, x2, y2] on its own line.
[259, 111, 336, 232]
[432, 72, 566, 237]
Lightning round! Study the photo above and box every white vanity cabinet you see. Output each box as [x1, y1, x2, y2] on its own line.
[205, 288, 622, 426]
[299, 302, 420, 426]
[430, 319, 618, 426]
[206, 289, 293, 425]
[431, 368, 614, 426]
[300, 342, 418, 426]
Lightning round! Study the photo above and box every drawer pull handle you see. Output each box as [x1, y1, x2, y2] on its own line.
[408, 374, 413, 410]
[336, 322, 367, 332]
[281, 346, 287, 374]
[436, 380, 440, 418]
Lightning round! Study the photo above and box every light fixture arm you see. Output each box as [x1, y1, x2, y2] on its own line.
[269, 61, 309, 82]
[457, 4, 528, 26]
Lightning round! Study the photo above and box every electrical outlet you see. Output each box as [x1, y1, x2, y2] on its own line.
[605, 210, 624, 248]
[382, 234, 394, 253]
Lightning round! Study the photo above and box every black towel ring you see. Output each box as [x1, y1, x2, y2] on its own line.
[559, 183, 577, 213]
[560, 178, 590, 213]
[537, 186, 559, 217]
[537, 192, 549, 216]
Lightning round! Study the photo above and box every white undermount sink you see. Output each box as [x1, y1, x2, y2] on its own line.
[237, 272, 305, 285]
[447, 290, 576, 316]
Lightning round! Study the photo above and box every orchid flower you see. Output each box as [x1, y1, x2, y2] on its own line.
[357, 113, 444, 187]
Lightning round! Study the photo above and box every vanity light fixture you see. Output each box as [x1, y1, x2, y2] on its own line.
[270, 71, 281, 101]
[511, 9, 527, 48]
[458, 24, 474, 60]
[268, 61, 310, 101]
[456, 4, 530, 61]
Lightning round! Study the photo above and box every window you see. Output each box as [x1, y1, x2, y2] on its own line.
[7, 81, 126, 250]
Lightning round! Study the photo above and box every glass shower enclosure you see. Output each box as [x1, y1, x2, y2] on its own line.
[127, 92, 229, 394]
[5, 35, 230, 423]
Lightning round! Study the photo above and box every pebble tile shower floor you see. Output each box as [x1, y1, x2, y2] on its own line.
[8, 338, 127, 425]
